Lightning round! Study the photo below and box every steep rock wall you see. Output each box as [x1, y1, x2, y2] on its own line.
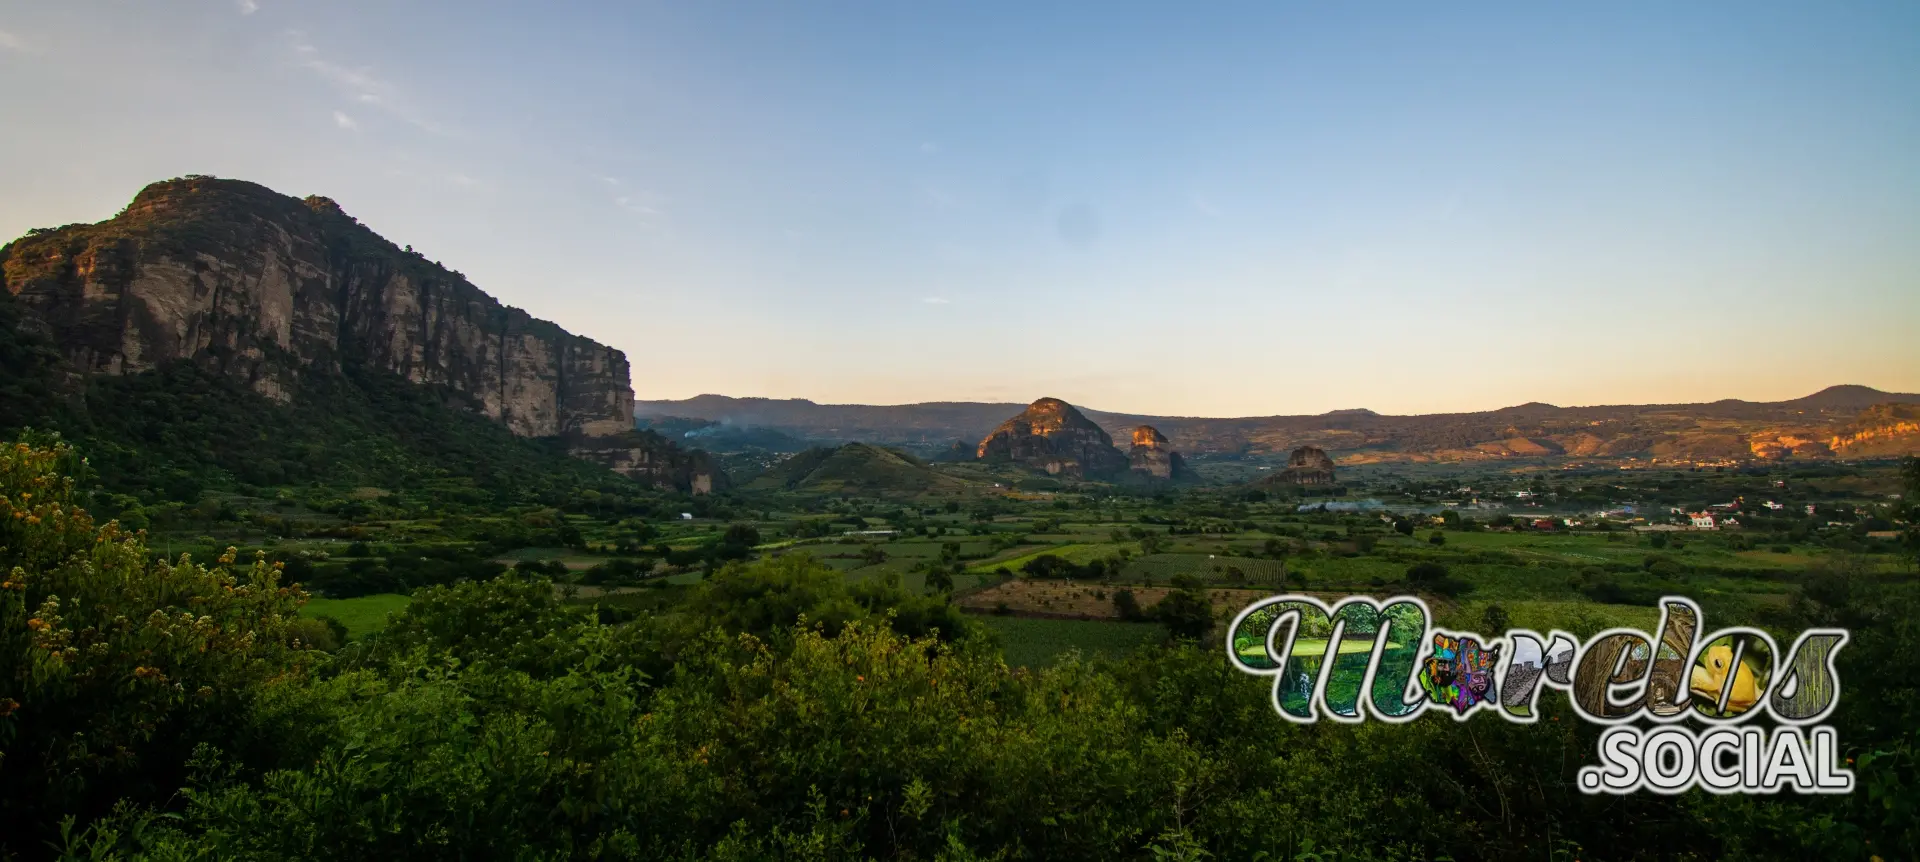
[1, 177, 633, 438]
[0, 177, 722, 489]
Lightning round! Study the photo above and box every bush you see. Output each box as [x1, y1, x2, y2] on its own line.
[1154, 574, 1214, 641]
[0, 440, 316, 849]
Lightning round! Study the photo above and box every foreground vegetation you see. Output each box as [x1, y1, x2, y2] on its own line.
[4, 439, 1919, 860]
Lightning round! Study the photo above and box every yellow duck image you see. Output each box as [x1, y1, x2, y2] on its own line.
[1689, 644, 1761, 713]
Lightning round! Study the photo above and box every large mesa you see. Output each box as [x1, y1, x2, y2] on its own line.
[976, 397, 1129, 479]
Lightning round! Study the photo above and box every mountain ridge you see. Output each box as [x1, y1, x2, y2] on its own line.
[636, 387, 1920, 462]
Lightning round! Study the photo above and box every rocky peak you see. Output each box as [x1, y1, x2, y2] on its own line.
[1018, 397, 1085, 434]
[0, 175, 721, 492]
[1131, 425, 1170, 448]
[976, 397, 1129, 478]
[1127, 424, 1193, 481]
[1268, 446, 1337, 486]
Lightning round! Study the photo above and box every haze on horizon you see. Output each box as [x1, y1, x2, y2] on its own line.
[2, 1, 1916, 418]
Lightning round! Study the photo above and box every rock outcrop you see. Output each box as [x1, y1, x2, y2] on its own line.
[1127, 425, 1194, 481]
[1, 176, 717, 491]
[1268, 446, 1336, 485]
[570, 430, 729, 494]
[976, 397, 1129, 478]
[1822, 403, 1920, 457]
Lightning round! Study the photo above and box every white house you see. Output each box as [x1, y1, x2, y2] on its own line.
[1688, 512, 1722, 530]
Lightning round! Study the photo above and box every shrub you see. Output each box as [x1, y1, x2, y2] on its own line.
[0, 440, 315, 848]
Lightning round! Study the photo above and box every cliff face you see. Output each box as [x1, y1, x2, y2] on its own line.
[1127, 425, 1193, 481]
[570, 430, 730, 494]
[976, 397, 1129, 478]
[1, 176, 714, 490]
[1824, 403, 1920, 457]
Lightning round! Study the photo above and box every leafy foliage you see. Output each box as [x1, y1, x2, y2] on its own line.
[0, 440, 315, 848]
[3, 440, 1919, 860]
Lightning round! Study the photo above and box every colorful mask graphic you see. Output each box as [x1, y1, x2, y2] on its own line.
[1418, 633, 1500, 714]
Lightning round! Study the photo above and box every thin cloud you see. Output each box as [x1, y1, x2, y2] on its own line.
[614, 195, 662, 216]
[0, 28, 32, 53]
[598, 176, 621, 187]
[238, 0, 260, 14]
[449, 173, 479, 187]
[922, 297, 951, 305]
[920, 142, 940, 155]
[288, 31, 451, 135]
[920, 182, 956, 210]
[1191, 193, 1221, 218]
[333, 111, 357, 130]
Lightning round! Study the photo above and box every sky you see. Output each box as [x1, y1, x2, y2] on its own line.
[2, 1, 1917, 417]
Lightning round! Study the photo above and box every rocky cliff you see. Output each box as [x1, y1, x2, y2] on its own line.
[1266, 446, 1336, 486]
[1127, 425, 1194, 481]
[1, 176, 718, 491]
[1824, 403, 1920, 457]
[976, 397, 1129, 479]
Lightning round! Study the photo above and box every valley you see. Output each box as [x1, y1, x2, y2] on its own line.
[3, 177, 1917, 860]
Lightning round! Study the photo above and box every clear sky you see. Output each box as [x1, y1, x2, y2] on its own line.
[2, 2, 1916, 417]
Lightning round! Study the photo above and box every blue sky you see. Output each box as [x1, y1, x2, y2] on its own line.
[2, 1, 1916, 416]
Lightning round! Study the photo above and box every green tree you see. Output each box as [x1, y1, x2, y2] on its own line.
[1155, 574, 1214, 641]
[1406, 561, 1448, 588]
[1480, 604, 1512, 635]
[722, 522, 762, 548]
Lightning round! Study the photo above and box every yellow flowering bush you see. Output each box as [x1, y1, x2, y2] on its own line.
[0, 440, 313, 847]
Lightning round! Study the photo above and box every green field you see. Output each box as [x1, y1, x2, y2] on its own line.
[977, 616, 1165, 668]
[1125, 553, 1290, 583]
[964, 543, 1115, 574]
[301, 593, 412, 638]
[1233, 637, 1404, 662]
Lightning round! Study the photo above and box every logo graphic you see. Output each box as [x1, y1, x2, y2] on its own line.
[1417, 633, 1499, 715]
[1226, 595, 1851, 795]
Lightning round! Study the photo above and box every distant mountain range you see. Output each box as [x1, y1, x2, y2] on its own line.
[636, 386, 1920, 463]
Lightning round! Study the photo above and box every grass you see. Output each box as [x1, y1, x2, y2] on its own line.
[963, 543, 1113, 574]
[1437, 599, 1661, 637]
[977, 616, 1164, 668]
[301, 593, 411, 639]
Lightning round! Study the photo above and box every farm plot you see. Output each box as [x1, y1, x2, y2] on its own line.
[978, 617, 1164, 667]
[963, 543, 1120, 574]
[1122, 553, 1290, 585]
[301, 593, 411, 639]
